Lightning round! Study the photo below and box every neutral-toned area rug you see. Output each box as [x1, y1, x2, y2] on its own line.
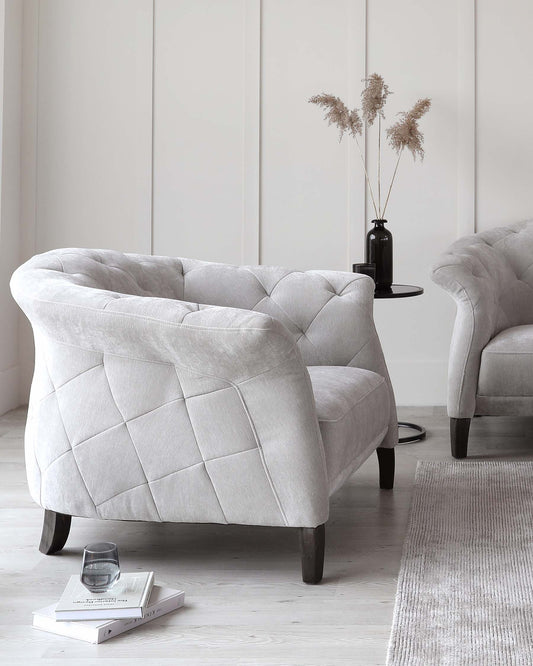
[387, 461, 533, 666]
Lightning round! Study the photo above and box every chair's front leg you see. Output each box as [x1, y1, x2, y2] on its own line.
[376, 447, 395, 489]
[39, 510, 71, 554]
[300, 524, 325, 584]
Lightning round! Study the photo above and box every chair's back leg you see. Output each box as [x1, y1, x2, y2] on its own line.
[39, 510, 71, 554]
[450, 417, 471, 459]
[300, 524, 325, 584]
[377, 447, 395, 489]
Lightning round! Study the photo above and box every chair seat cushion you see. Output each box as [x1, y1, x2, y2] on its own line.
[478, 325, 533, 399]
[307, 366, 390, 495]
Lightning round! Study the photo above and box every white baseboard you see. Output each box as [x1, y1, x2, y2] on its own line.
[0, 364, 20, 415]
[387, 359, 448, 407]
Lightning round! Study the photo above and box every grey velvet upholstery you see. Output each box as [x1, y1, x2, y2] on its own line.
[11, 248, 396, 529]
[432, 220, 533, 418]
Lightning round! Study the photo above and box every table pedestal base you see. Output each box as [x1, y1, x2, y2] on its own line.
[398, 421, 426, 444]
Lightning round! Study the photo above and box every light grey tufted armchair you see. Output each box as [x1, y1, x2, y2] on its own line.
[432, 220, 533, 458]
[11, 248, 397, 583]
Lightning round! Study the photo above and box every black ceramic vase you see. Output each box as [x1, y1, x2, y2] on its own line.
[365, 219, 393, 291]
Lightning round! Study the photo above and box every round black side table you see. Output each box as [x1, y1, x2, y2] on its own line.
[374, 284, 426, 443]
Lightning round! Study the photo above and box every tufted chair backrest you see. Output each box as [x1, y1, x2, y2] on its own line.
[46, 250, 186, 299]
[434, 220, 533, 336]
[19, 248, 378, 369]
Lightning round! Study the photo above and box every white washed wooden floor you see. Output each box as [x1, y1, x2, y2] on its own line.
[2, 406, 533, 665]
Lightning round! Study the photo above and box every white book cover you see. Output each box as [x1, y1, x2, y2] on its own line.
[33, 585, 185, 644]
[55, 572, 154, 621]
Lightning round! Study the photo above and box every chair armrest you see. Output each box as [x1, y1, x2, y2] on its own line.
[11, 256, 298, 378]
[431, 241, 508, 417]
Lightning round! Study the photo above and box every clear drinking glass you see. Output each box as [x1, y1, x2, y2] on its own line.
[81, 542, 120, 593]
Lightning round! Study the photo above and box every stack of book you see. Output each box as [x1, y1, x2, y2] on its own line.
[33, 572, 185, 643]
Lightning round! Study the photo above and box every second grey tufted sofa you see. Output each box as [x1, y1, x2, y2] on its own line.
[432, 220, 533, 457]
[11, 248, 397, 583]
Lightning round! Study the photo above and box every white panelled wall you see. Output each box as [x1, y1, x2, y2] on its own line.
[8, 0, 533, 408]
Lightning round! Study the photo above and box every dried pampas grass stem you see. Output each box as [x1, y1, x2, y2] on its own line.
[378, 115, 382, 217]
[381, 149, 403, 219]
[383, 97, 431, 215]
[362, 74, 391, 216]
[353, 135, 379, 219]
[309, 92, 379, 218]
[361, 74, 391, 217]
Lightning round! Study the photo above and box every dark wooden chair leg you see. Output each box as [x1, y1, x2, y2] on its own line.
[39, 510, 71, 554]
[376, 447, 395, 489]
[300, 524, 325, 584]
[450, 417, 471, 459]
